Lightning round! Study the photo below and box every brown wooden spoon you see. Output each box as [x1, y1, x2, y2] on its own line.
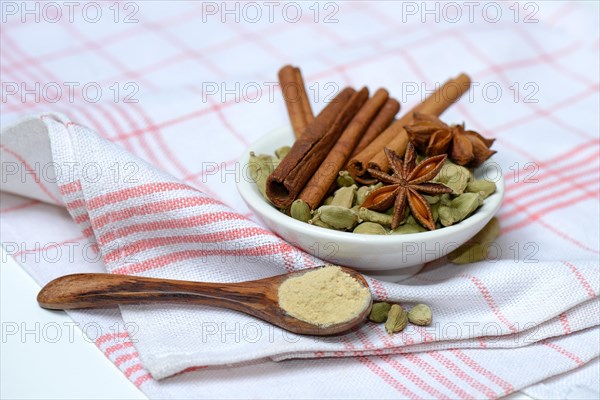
[37, 267, 372, 336]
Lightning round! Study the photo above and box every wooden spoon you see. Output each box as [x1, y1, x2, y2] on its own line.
[37, 267, 372, 336]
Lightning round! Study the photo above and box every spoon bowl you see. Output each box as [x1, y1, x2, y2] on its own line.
[37, 267, 373, 336]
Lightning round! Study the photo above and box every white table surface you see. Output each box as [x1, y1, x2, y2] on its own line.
[1, 246, 535, 399]
[0, 247, 147, 400]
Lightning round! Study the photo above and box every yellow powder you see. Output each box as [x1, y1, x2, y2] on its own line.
[278, 265, 372, 327]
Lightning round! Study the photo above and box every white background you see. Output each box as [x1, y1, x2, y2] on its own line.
[0, 247, 146, 400]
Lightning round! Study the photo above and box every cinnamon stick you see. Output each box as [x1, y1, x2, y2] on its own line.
[347, 73, 471, 178]
[266, 87, 366, 209]
[298, 87, 384, 209]
[279, 65, 314, 139]
[351, 97, 400, 157]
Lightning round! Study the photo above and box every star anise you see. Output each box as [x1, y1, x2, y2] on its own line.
[362, 143, 452, 230]
[405, 112, 496, 167]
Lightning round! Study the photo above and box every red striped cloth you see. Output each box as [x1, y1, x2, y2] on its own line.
[1, 2, 598, 398]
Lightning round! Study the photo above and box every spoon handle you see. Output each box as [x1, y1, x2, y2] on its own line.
[37, 273, 270, 311]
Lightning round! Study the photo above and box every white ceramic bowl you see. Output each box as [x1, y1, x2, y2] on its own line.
[237, 126, 504, 279]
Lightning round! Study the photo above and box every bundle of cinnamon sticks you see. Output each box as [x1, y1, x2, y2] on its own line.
[266, 65, 472, 211]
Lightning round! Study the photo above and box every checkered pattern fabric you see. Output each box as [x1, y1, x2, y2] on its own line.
[1, 1, 599, 399]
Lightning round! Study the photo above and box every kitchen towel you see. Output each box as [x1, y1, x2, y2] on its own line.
[1, 1, 599, 398]
[2, 111, 599, 398]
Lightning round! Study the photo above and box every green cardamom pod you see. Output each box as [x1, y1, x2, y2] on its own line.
[466, 179, 496, 199]
[336, 171, 356, 188]
[431, 202, 440, 223]
[353, 222, 387, 235]
[355, 186, 371, 206]
[407, 304, 432, 326]
[390, 219, 427, 234]
[248, 152, 276, 199]
[323, 195, 334, 206]
[369, 302, 392, 323]
[407, 215, 419, 225]
[448, 217, 500, 264]
[248, 152, 275, 180]
[317, 205, 359, 230]
[438, 192, 484, 227]
[274, 145, 291, 160]
[290, 199, 311, 223]
[385, 304, 408, 334]
[308, 213, 334, 229]
[440, 193, 452, 206]
[330, 185, 357, 208]
[438, 206, 453, 226]
[423, 195, 440, 204]
[433, 161, 472, 195]
[272, 157, 281, 170]
[354, 182, 383, 206]
[358, 207, 393, 227]
[472, 217, 500, 243]
[448, 243, 489, 264]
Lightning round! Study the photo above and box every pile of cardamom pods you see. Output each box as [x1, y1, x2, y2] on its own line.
[249, 145, 497, 235]
[369, 302, 432, 335]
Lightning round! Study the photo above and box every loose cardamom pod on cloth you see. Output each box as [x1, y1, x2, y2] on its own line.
[448, 217, 500, 264]
[449, 244, 489, 264]
[369, 302, 392, 323]
[385, 304, 408, 334]
[408, 304, 432, 326]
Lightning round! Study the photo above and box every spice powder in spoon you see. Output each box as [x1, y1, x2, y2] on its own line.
[278, 266, 372, 327]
